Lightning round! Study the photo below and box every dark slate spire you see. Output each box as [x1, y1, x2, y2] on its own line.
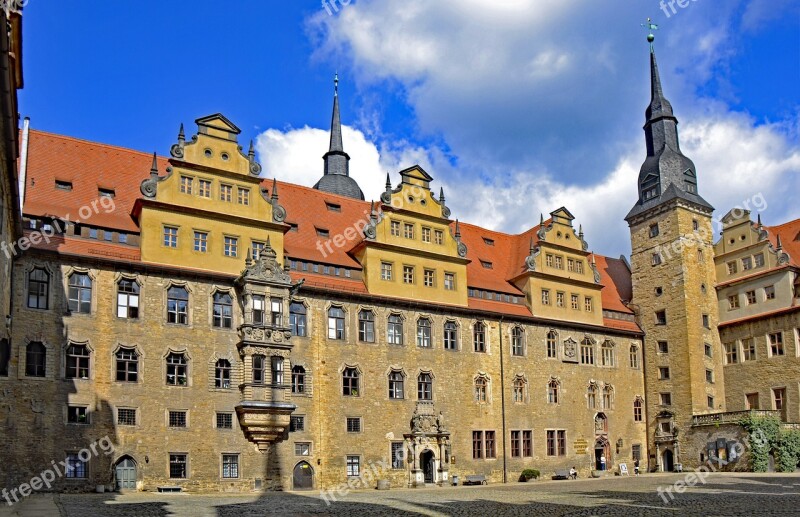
[314, 73, 364, 200]
[626, 34, 713, 222]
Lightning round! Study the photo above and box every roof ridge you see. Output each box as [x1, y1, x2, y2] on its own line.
[28, 128, 167, 160]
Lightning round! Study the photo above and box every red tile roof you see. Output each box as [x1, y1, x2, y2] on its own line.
[766, 218, 800, 268]
[21, 128, 638, 327]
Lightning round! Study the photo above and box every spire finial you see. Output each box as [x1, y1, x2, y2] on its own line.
[266, 235, 272, 250]
[641, 17, 658, 51]
[271, 178, 279, 201]
[150, 152, 158, 177]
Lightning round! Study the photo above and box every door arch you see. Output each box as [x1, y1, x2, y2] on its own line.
[662, 449, 675, 472]
[293, 461, 314, 490]
[420, 450, 435, 484]
[594, 437, 610, 471]
[114, 456, 137, 490]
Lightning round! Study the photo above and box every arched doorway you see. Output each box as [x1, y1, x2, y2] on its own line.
[662, 449, 675, 472]
[594, 438, 610, 471]
[114, 457, 137, 490]
[420, 450, 435, 484]
[293, 461, 314, 490]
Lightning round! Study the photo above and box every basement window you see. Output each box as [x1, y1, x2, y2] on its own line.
[55, 180, 73, 191]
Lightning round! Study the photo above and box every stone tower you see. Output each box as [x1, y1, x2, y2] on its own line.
[626, 36, 724, 471]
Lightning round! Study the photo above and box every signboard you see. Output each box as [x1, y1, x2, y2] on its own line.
[574, 438, 589, 455]
[619, 463, 629, 476]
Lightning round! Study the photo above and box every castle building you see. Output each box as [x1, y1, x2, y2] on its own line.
[0, 31, 797, 495]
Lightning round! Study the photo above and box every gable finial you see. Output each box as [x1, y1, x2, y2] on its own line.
[271, 178, 279, 201]
[439, 187, 445, 203]
[529, 236, 535, 255]
[757, 214, 762, 229]
[540, 213, 544, 226]
[150, 152, 158, 178]
[245, 248, 253, 267]
[455, 219, 461, 238]
[385, 172, 392, 190]
[776, 234, 783, 251]
[177, 123, 185, 145]
[248, 139, 255, 159]
[579, 224, 584, 237]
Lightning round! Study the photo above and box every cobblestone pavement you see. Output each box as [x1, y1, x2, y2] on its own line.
[52, 473, 800, 516]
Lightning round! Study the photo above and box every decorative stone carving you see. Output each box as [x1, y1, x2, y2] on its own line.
[272, 204, 287, 223]
[239, 240, 293, 286]
[457, 242, 467, 258]
[563, 339, 577, 361]
[140, 178, 157, 198]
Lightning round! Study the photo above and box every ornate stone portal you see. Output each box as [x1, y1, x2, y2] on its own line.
[234, 239, 302, 452]
[404, 402, 451, 487]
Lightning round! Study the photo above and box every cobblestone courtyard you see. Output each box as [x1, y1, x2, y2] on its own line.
[1, 472, 797, 516]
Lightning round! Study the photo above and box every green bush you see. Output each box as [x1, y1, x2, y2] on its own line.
[519, 469, 540, 481]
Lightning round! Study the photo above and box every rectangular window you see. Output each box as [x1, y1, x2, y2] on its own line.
[649, 224, 659, 238]
[222, 454, 239, 479]
[325, 202, 341, 212]
[216, 412, 233, 429]
[346, 456, 360, 477]
[746, 393, 760, 410]
[652, 253, 662, 266]
[728, 294, 740, 309]
[746, 290, 757, 305]
[742, 338, 756, 361]
[660, 393, 672, 406]
[290, 415, 304, 432]
[472, 431, 483, 459]
[523, 430, 532, 457]
[727, 261, 738, 275]
[224, 236, 238, 257]
[567, 258, 575, 272]
[252, 295, 265, 325]
[546, 254, 554, 268]
[774, 388, 786, 411]
[659, 367, 670, 380]
[194, 231, 208, 253]
[295, 443, 311, 456]
[658, 341, 668, 353]
[423, 269, 435, 287]
[706, 369, 714, 383]
[556, 292, 564, 308]
[391, 442, 404, 469]
[237, 188, 250, 205]
[575, 261, 584, 274]
[67, 405, 88, 424]
[55, 180, 73, 191]
[346, 417, 361, 433]
[220, 184, 232, 202]
[557, 430, 566, 456]
[271, 298, 283, 326]
[180, 176, 193, 194]
[163, 226, 178, 248]
[403, 265, 414, 284]
[65, 453, 87, 479]
[117, 408, 136, 426]
[546, 430, 556, 456]
[705, 343, 713, 357]
[724, 343, 738, 364]
[169, 410, 187, 428]
[547, 430, 566, 456]
[632, 445, 642, 462]
[434, 230, 443, 245]
[381, 262, 393, 281]
[656, 310, 667, 325]
[169, 454, 187, 479]
[769, 333, 784, 356]
[198, 179, 211, 198]
[485, 431, 496, 459]
[742, 256, 753, 271]
[390, 221, 401, 236]
[403, 223, 414, 239]
[571, 294, 579, 310]
[541, 289, 550, 305]
[765, 285, 776, 300]
[251, 241, 265, 261]
[584, 297, 593, 312]
[444, 273, 455, 290]
[554, 256, 563, 269]
[511, 430, 520, 458]
[754, 253, 765, 268]
[422, 227, 431, 243]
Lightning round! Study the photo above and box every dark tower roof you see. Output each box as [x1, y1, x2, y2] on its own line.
[626, 41, 712, 222]
[313, 74, 365, 200]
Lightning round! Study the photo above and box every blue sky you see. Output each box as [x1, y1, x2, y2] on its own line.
[20, 0, 800, 256]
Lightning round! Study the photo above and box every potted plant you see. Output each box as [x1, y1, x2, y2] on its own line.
[519, 469, 540, 482]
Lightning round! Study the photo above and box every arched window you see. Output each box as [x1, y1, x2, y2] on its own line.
[215, 359, 231, 389]
[387, 315, 403, 345]
[252, 355, 265, 386]
[292, 365, 306, 393]
[290, 302, 307, 337]
[511, 327, 524, 356]
[328, 307, 345, 340]
[603, 385, 614, 409]
[475, 376, 489, 402]
[342, 367, 359, 396]
[546, 331, 557, 358]
[630, 345, 640, 369]
[601, 340, 615, 366]
[358, 310, 375, 343]
[587, 383, 597, 409]
[547, 379, 559, 404]
[27, 268, 49, 309]
[25, 341, 46, 377]
[473, 322, 486, 353]
[417, 372, 432, 400]
[417, 318, 432, 348]
[167, 286, 189, 325]
[116, 279, 139, 319]
[68, 273, 92, 314]
[213, 292, 233, 328]
[388, 370, 404, 399]
[512, 377, 526, 403]
[166, 352, 187, 386]
[65, 344, 90, 379]
[634, 397, 643, 422]
[443, 321, 458, 350]
[580, 338, 594, 365]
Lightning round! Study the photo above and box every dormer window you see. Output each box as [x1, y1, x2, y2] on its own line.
[316, 228, 329, 238]
[98, 187, 115, 198]
[288, 222, 299, 232]
[325, 202, 341, 212]
[480, 260, 493, 269]
[483, 238, 495, 246]
[55, 180, 73, 191]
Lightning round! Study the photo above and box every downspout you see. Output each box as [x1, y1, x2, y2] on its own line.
[17, 116, 28, 214]
[498, 316, 507, 484]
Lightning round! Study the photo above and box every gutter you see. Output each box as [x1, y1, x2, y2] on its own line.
[17, 115, 27, 214]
